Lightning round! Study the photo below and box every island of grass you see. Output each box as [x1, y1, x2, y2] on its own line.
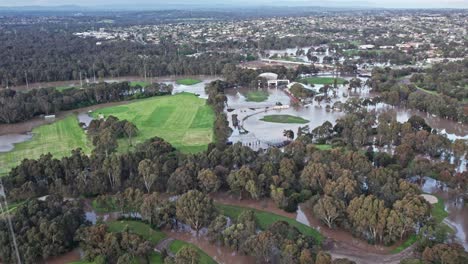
[130, 81, 150, 87]
[299, 77, 346, 85]
[216, 203, 324, 244]
[260, 114, 309, 124]
[0, 115, 92, 175]
[92, 92, 214, 153]
[107, 220, 167, 244]
[245, 90, 269, 102]
[176, 78, 202, 85]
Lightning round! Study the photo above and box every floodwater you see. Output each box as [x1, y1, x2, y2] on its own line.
[420, 177, 468, 251]
[223, 75, 467, 146]
[0, 133, 32, 152]
[225, 77, 370, 144]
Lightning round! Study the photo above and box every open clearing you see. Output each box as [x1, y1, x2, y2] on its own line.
[216, 203, 324, 243]
[300, 77, 346, 85]
[176, 78, 202, 85]
[0, 115, 92, 175]
[245, 90, 269, 102]
[260, 114, 309, 124]
[92, 93, 214, 153]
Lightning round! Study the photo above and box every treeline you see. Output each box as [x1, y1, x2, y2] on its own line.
[0, 196, 86, 264]
[0, 82, 172, 124]
[369, 66, 467, 123]
[0, 25, 244, 87]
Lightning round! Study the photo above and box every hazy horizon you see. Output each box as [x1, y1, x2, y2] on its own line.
[1, 0, 467, 9]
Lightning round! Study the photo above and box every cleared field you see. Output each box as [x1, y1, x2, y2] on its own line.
[260, 114, 309, 124]
[245, 90, 269, 102]
[0, 115, 92, 175]
[169, 240, 217, 264]
[92, 93, 214, 153]
[176, 78, 202, 85]
[300, 77, 346, 85]
[216, 203, 324, 244]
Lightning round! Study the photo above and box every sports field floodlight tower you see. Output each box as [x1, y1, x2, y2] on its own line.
[0, 180, 22, 264]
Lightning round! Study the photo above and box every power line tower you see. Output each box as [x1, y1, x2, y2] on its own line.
[0, 180, 22, 264]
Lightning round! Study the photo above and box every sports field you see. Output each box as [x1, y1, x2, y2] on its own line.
[92, 92, 214, 153]
[0, 116, 92, 175]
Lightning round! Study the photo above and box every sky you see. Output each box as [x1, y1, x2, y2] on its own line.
[0, 0, 467, 9]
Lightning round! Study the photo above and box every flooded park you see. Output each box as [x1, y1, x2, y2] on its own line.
[0, 71, 467, 263]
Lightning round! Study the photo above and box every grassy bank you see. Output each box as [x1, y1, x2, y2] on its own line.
[260, 114, 309, 124]
[169, 240, 217, 264]
[245, 90, 269, 102]
[92, 93, 214, 153]
[216, 203, 324, 244]
[0, 115, 92, 175]
[176, 78, 202, 85]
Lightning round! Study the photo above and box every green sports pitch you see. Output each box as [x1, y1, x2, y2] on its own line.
[92, 92, 215, 153]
